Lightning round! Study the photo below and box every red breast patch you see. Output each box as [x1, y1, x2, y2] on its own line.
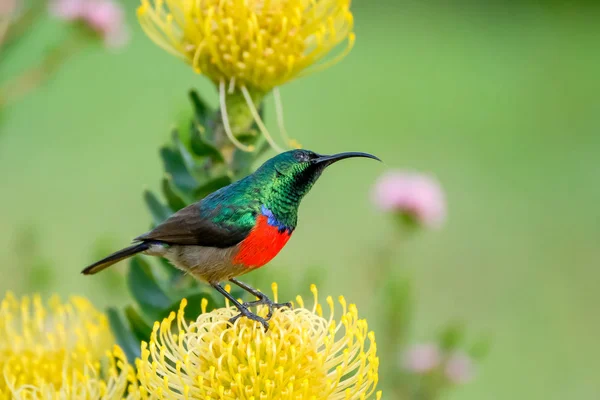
[233, 215, 292, 268]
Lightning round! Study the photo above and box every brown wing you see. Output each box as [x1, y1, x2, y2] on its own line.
[134, 202, 255, 248]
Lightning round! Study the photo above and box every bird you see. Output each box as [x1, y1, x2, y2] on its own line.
[82, 149, 380, 330]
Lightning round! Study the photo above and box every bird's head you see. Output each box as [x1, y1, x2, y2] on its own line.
[257, 149, 381, 204]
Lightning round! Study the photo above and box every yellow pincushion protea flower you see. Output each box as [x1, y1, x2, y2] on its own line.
[137, 0, 354, 93]
[133, 284, 381, 399]
[137, 0, 354, 153]
[8, 346, 133, 400]
[0, 292, 132, 399]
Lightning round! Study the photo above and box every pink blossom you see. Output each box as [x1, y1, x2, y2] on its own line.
[401, 343, 441, 373]
[49, 0, 129, 48]
[372, 170, 446, 228]
[0, 0, 19, 17]
[445, 352, 475, 384]
[49, 0, 85, 20]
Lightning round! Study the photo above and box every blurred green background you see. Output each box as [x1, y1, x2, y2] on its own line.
[1, 1, 599, 399]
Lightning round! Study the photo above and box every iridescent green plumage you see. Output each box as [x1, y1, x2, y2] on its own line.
[206, 149, 328, 230]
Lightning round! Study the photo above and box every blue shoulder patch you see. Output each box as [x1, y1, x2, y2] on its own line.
[261, 205, 291, 233]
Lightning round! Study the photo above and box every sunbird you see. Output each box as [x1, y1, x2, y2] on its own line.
[83, 149, 380, 329]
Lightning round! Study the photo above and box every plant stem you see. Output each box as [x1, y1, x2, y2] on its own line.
[374, 223, 417, 395]
[0, 20, 9, 51]
[7, 1, 46, 39]
[0, 32, 84, 107]
[1, 0, 47, 56]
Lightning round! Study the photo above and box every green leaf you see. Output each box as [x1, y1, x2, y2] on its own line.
[230, 102, 270, 174]
[190, 123, 224, 162]
[161, 176, 187, 211]
[107, 308, 140, 362]
[236, 129, 259, 145]
[172, 129, 201, 178]
[194, 175, 232, 199]
[160, 146, 197, 194]
[124, 305, 153, 343]
[127, 256, 173, 321]
[231, 134, 260, 177]
[231, 138, 271, 179]
[143, 190, 172, 226]
[189, 90, 212, 125]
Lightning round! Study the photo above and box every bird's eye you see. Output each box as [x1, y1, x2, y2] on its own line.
[294, 152, 310, 162]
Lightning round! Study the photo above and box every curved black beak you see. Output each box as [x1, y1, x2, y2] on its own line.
[313, 151, 382, 166]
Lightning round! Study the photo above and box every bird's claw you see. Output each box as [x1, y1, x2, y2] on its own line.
[242, 298, 293, 319]
[229, 310, 269, 331]
[274, 301, 293, 310]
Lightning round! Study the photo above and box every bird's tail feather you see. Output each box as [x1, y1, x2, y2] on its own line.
[81, 242, 150, 275]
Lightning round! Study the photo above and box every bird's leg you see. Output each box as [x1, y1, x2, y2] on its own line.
[230, 278, 271, 304]
[229, 278, 292, 320]
[212, 283, 269, 331]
